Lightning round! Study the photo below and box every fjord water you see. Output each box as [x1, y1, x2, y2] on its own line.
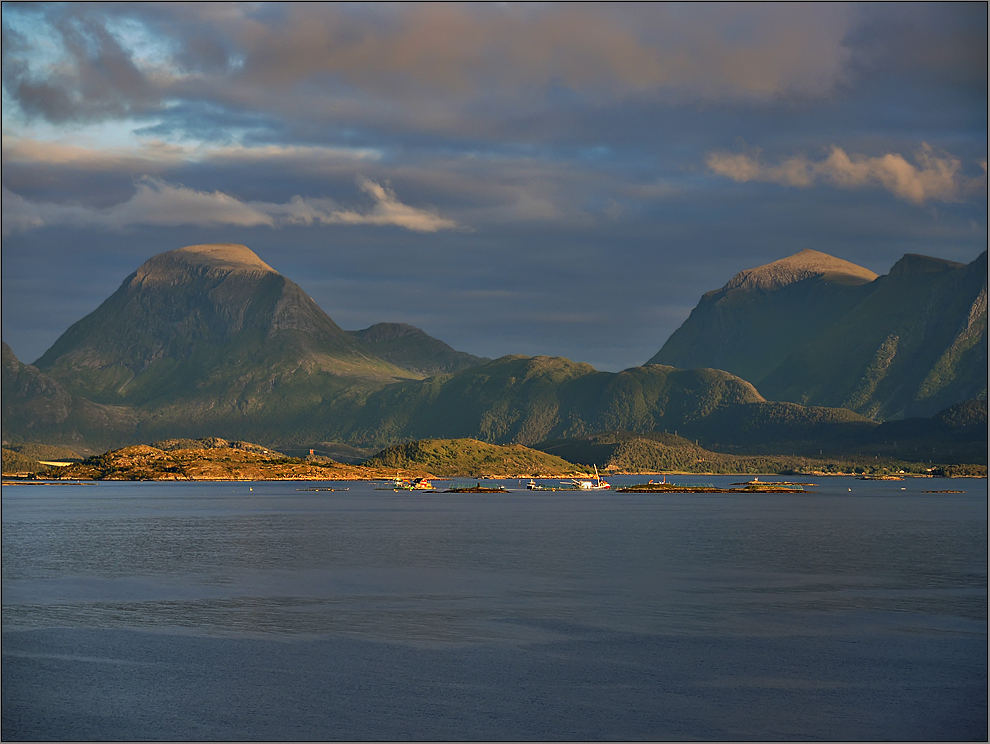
[2, 477, 986, 741]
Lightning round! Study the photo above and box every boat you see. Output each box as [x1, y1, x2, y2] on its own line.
[375, 474, 439, 492]
[565, 465, 610, 490]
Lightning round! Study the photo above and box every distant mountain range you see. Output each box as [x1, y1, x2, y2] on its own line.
[649, 249, 987, 419]
[3, 243, 985, 464]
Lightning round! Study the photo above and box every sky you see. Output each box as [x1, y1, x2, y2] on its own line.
[2, 2, 986, 372]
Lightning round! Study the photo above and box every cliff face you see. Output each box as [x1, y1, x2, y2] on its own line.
[650, 250, 987, 419]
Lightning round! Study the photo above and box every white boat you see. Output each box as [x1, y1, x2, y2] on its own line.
[566, 465, 611, 490]
[375, 473, 438, 491]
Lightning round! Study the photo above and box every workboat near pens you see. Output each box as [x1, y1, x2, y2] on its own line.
[376, 475, 440, 492]
[565, 465, 611, 490]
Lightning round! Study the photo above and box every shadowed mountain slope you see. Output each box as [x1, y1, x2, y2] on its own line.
[758, 252, 987, 419]
[36, 243, 413, 403]
[649, 250, 987, 419]
[2, 342, 136, 447]
[348, 323, 488, 376]
[650, 249, 878, 385]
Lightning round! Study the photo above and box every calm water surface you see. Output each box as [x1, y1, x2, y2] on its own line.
[2, 476, 986, 740]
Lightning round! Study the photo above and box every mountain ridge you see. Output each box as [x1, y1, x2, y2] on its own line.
[649, 249, 987, 420]
[4, 243, 984, 465]
[348, 322, 489, 376]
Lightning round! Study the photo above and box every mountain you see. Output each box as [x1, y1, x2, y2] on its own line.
[36, 243, 414, 400]
[348, 323, 488, 376]
[649, 250, 987, 419]
[7, 242, 983, 463]
[3, 341, 74, 434]
[336, 354, 877, 448]
[759, 252, 987, 418]
[2, 341, 136, 447]
[15, 243, 797, 450]
[650, 249, 878, 385]
[27, 244, 418, 445]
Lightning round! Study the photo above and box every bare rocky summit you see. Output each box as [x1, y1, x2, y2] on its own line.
[723, 249, 878, 292]
[142, 243, 276, 274]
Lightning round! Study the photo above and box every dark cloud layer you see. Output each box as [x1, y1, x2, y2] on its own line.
[2, 2, 986, 371]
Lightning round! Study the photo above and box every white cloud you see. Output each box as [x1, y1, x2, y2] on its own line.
[1, 177, 459, 234]
[706, 144, 986, 204]
[119, 180, 276, 227]
[321, 178, 459, 232]
[1, 135, 381, 169]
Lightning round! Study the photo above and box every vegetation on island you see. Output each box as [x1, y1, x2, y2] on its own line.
[4, 434, 985, 482]
[6, 438, 433, 482]
[536, 430, 987, 477]
[363, 438, 583, 477]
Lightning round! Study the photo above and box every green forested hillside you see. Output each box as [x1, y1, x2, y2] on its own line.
[535, 429, 984, 475]
[363, 438, 582, 476]
[343, 356, 766, 446]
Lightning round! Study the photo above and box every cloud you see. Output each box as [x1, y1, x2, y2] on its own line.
[1, 134, 588, 226]
[3, 3, 855, 137]
[322, 178, 459, 232]
[1, 135, 380, 169]
[706, 144, 987, 204]
[2, 8, 160, 123]
[2, 178, 459, 234]
[232, 3, 853, 99]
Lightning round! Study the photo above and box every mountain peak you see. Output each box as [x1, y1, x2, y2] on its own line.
[348, 322, 488, 376]
[725, 249, 878, 292]
[138, 243, 275, 279]
[887, 254, 964, 276]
